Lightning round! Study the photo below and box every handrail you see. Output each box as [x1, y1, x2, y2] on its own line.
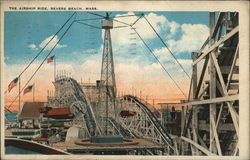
[68, 78, 100, 136]
[122, 95, 174, 148]
[107, 117, 132, 137]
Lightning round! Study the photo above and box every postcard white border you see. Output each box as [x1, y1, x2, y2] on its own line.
[1, 1, 249, 160]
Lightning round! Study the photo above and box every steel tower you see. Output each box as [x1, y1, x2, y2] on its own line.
[97, 13, 117, 136]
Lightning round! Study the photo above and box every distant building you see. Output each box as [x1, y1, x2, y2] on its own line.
[80, 80, 100, 113]
[47, 78, 99, 109]
[158, 102, 182, 110]
[18, 102, 45, 128]
[158, 102, 182, 136]
[80, 81, 99, 103]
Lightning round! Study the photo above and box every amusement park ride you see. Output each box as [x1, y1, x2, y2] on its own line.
[5, 11, 239, 156]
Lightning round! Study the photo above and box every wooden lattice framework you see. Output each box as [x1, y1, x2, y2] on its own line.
[180, 12, 239, 156]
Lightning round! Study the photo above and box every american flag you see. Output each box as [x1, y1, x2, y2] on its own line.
[23, 85, 33, 95]
[8, 77, 19, 92]
[47, 56, 55, 63]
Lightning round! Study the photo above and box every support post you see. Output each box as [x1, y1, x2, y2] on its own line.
[54, 56, 56, 81]
[33, 83, 35, 102]
[19, 76, 21, 111]
[181, 105, 186, 154]
[192, 52, 199, 155]
[209, 12, 217, 154]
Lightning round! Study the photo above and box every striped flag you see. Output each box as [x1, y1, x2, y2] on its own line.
[8, 77, 19, 92]
[23, 85, 33, 95]
[47, 56, 55, 63]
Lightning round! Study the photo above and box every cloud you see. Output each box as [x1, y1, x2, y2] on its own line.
[80, 59, 101, 79]
[84, 48, 98, 54]
[4, 62, 77, 111]
[151, 46, 193, 87]
[5, 12, 208, 105]
[109, 12, 140, 46]
[166, 23, 209, 54]
[4, 62, 74, 87]
[95, 12, 195, 99]
[4, 56, 189, 107]
[109, 12, 170, 47]
[73, 47, 190, 100]
[174, 59, 193, 75]
[166, 21, 180, 39]
[135, 13, 168, 39]
[39, 35, 67, 51]
[153, 48, 172, 62]
[28, 44, 38, 50]
[177, 59, 193, 66]
[115, 62, 190, 100]
[151, 22, 209, 82]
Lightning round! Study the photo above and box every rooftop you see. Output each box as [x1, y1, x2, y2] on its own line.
[18, 102, 45, 120]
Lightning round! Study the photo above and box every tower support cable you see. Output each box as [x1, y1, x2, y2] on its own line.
[132, 28, 187, 98]
[6, 19, 75, 110]
[143, 16, 191, 79]
[104, 13, 188, 98]
[19, 12, 76, 77]
[4, 12, 77, 96]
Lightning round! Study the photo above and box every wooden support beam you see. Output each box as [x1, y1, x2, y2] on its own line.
[181, 94, 238, 106]
[211, 52, 229, 94]
[216, 79, 224, 96]
[217, 21, 223, 41]
[216, 104, 224, 128]
[197, 13, 225, 54]
[181, 106, 186, 136]
[209, 13, 217, 153]
[211, 116, 222, 155]
[197, 132, 208, 150]
[198, 85, 208, 100]
[192, 26, 239, 66]
[211, 12, 226, 39]
[187, 129, 195, 155]
[198, 37, 209, 53]
[192, 52, 199, 155]
[199, 123, 235, 131]
[233, 142, 238, 156]
[210, 52, 239, 137]
[209, 55, 217, 153]
[188, 78, 193, 101]
[195, 56, 209, 98]
[226, 44, 239, 90]
[210, 51, 238, 100]
[192, 111, 199, 155]
[181, 136, 217, 156]
[174, 140, 179, 155]
[226, 101, 239, 136]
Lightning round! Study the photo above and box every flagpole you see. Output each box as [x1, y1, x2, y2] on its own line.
[33, 83, 35, 102]
[54, 56, 56, 81]
[19, 76, 21, 112]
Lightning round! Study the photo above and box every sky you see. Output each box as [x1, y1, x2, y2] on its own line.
[4, 11, 210, 110]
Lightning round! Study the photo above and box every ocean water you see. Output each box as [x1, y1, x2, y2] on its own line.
[5, 112, 18, 123]
[5, 112, 39, 154]
[5, 146, 41, 154]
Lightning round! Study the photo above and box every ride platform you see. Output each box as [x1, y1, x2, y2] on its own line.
[52, 138, 164, 154]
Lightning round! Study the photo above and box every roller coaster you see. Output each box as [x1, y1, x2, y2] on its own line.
[5, 11, 239, 156]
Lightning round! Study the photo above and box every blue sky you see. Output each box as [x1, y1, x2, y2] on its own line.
[4, 11, 209, 65]
[4, 11, 211, 102]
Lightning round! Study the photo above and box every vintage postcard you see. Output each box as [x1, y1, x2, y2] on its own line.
[1, 1, 249, 160]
